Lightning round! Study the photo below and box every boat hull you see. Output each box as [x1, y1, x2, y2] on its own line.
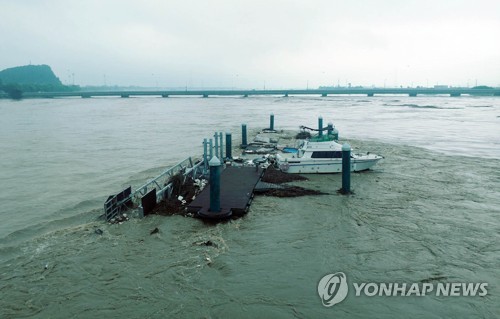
[279, 157, 381, 174]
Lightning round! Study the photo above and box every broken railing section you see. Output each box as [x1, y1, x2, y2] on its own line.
[104, 156, 205, 221]
[104, 186, 132, 221]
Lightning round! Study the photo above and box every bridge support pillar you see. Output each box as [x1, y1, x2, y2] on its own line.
[409, 93, 417, 97]
[203, 94, 209, 98]
[367, 93, 374, 97]
[284, 93, 289, 97]
[321, 93, 327, 97]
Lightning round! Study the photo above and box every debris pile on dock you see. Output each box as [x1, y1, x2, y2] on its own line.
[151, 175, 206, 216]
[295, 131, 312, 139]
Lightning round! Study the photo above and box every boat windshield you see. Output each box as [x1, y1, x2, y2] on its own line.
[311, 151, 343, 158]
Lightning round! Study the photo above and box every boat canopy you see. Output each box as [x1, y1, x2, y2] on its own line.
[303, 140, 343, 151]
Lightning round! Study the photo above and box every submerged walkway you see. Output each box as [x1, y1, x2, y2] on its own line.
[187, 166, 264, 217]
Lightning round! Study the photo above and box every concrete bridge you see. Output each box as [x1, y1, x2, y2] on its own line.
[3, 87, 500, 99]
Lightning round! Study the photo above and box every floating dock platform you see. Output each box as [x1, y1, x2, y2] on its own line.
[187, 166, 264, 218]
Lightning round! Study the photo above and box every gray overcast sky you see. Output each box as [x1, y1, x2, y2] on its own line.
[1, 0, 499, 88]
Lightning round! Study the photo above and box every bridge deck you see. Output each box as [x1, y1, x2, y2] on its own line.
[187, 166, 263, 217]
[9, 88, 500, 99]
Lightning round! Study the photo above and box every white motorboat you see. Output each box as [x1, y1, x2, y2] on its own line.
[276, 140, 383, 174]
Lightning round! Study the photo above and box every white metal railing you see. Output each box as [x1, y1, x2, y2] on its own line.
[104, 156, 206, 221]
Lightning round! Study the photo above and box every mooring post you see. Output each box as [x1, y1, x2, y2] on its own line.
[203, 138, 208, 172]
[209, 156, 221, 212]
[327, 122, 333, 136]
[270, 113, 275, 131]
[333, 127, 339, 140]
[209, 139, 213, 159]
[241, 124, 248, 148]
[219, 132, 224, 160]
[225, 132, 232, 159]
[318, 116, 323, 137]
[214, 132, 219, 158]
[341, 143, 351, 194]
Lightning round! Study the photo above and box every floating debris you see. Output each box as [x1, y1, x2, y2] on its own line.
[261, 166, 308, 184]
[150, 227, 160, 235]
[94, 228, 103, 235]
[193, 240, 217, 247]
[108, 213, 129, 224]
[259, 186, 327, 197]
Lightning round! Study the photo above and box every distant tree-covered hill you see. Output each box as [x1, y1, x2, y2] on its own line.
[0, 64, 79, 99]
[0, 64, 62, 85]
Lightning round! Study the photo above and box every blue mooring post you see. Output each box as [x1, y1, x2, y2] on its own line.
[203, 138, 208, 172]
[270, 113, 275, 131]
[318, 116, 323, 137]
[209, 139, 213, 159]
[327, 122, 333, 136]
[341, 143, 351, 194]
[241, 124, 248, 148]
[219, 132, 224, 160]
[214, 133, 219, 158]
[209, 156, 221, 212]
[225, 132, 232, 159]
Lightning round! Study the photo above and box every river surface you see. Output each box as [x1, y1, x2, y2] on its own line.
[0, 95, 499, 318]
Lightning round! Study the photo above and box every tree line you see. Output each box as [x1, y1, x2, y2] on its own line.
[0, 79, 80, 99]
